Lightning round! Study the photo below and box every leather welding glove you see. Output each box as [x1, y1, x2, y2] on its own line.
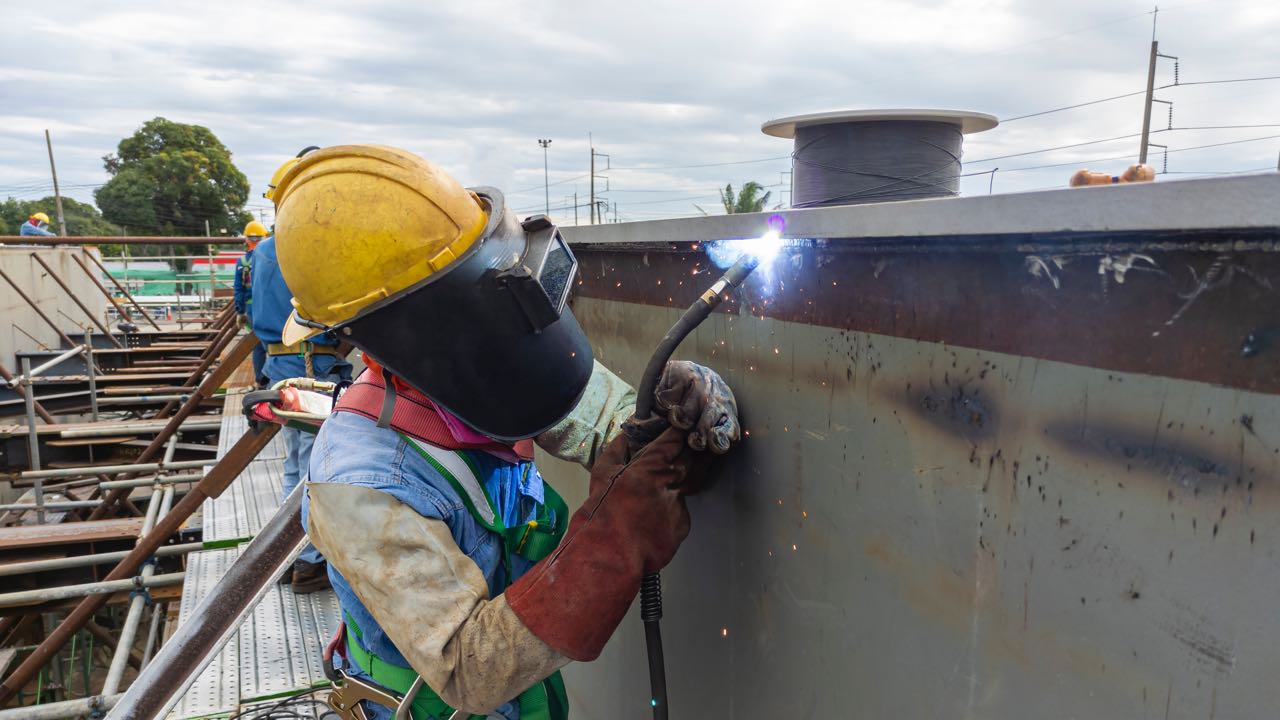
[624, 361, 740, 454]
[507, 426, 713, 661]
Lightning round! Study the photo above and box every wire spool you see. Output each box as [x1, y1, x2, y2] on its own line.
[762, 109, 998, 207]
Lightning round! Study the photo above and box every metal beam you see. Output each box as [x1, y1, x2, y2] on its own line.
[560, 172, 1280, 247]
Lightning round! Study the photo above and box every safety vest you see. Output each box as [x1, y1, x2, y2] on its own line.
[341, 434, 570, 720]
[241, 253, 254, 306]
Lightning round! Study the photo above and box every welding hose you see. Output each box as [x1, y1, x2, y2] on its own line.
[633, 253, 759, 720]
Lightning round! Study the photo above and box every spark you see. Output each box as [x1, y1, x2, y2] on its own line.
[792, 544, 798, 551]
[720, 628, 729, 637]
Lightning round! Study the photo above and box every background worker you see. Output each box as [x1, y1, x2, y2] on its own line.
[255, 151, 352, 593]
[273, 145, 741, 720]
[234, 220, 269, 385]
[20, 212, 56, 236]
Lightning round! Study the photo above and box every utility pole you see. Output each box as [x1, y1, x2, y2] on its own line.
[537, 139, 552, 215]
[1138, 8, 1177, 166]
[1138, 39, 1158, 165]
[589, 137, 609, 225]
[44, 130, 67, 237]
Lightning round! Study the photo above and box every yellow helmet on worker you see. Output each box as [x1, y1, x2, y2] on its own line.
[30, 212, 50, 225]
[273, 144, 593, 440]
[264, 146, 321, 202]
[243, 220, 268, 248]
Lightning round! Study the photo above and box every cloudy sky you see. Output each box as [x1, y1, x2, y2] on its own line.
[1, 0, 1277, 226]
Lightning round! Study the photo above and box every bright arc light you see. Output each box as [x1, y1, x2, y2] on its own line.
[705, 229, 785, 270]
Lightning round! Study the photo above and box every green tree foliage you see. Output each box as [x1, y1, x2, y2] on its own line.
[0, 196, 120, 236]
[96, 117, 252, 238]
[719, 182, 772, 214]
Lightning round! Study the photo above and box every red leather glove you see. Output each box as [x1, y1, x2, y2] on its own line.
[506, 427, 713, 660]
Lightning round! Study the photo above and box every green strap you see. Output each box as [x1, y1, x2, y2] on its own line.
[345, 612, 566, 720]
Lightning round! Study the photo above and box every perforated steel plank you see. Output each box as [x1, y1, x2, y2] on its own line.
[171, 548, 241, 718]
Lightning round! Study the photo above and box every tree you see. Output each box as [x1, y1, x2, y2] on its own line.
[719, 182, 772, 214]
[95, 117, 252, 238]
[0, 196, 120, 237]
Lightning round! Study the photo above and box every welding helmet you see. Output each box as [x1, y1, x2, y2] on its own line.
[273, 144, 592, 441]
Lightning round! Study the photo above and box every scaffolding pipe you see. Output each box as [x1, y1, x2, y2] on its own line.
[21, 358, 44, 524]
[0, 542, 201, 578]
[0, 235, 246, 246]
[138, 603, 163, 670]
[56, 420, 221, 438]
[7, 345, 88, 388]
[20, 459, 210, 481]
[103, 485, 173, 695]
[29, 253, 124, 348]
[0, 500, 100, 512]
[106, 484, 304, 720]
[0, 423, 280, 703]
[0, 361, 57, 423]
[83, 331, 99, 421]
[98, 472, 203, 490]
[0, 694, 122, 720]
[89, 330, 256, 520]
[95, 394, 187, 406]
[0, 572, 185, 609]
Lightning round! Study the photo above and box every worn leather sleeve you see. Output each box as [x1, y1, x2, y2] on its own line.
[535, 359, 635, 470]
[307, 483, 568, 714]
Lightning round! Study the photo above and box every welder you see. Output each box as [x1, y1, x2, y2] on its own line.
[235, 220, 269, 385]
[254, 150, 353, 593]
[272, 145, 741, 719]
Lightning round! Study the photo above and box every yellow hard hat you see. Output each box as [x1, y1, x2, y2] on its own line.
[31, 212, 50, 225]
[264, 146, 322, 203]
[275, 144, 488, 341]
[243, 220, 268, 238]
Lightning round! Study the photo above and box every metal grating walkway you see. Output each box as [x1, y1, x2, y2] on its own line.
[171, 392, 339, 719]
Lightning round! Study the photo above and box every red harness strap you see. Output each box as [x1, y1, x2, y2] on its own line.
[334, 369, 535, 461]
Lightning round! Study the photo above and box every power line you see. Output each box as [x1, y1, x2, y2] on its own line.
[999, 132, 1280, 174]
[966, 132, 1143, 163]
[1000, 90, 1147, 123]
[608, 156, 790, 171]
[1160, 74, 1280, 89]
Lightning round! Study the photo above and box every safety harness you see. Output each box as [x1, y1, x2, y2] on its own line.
[317, 371, 570, 720]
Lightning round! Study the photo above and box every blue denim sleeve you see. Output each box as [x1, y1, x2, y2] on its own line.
[302, 411, 465, 528]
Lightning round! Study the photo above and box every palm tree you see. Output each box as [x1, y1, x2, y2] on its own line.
[720, 182, 772, 213]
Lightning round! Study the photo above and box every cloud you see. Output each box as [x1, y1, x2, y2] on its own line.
[1, 0, 1277, 222]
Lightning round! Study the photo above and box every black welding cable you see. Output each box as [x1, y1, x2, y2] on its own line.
[633, 253, 760, 720]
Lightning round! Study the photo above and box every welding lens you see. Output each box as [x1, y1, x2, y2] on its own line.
[497, 216, 579, 332]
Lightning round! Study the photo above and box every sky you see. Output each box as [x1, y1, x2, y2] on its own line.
[1, 0, 1278, 227]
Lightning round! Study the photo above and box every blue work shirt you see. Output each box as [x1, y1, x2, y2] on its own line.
[249, 236, 348, 384]
[20, 221, 56, 237]
[233, 248, 253, 315]
[303, 410, 553, 720]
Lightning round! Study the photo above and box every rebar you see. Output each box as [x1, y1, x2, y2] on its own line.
[29, 253, 124, 348]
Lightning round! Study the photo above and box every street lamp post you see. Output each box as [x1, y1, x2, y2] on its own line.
[537, 139, 552, 215]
